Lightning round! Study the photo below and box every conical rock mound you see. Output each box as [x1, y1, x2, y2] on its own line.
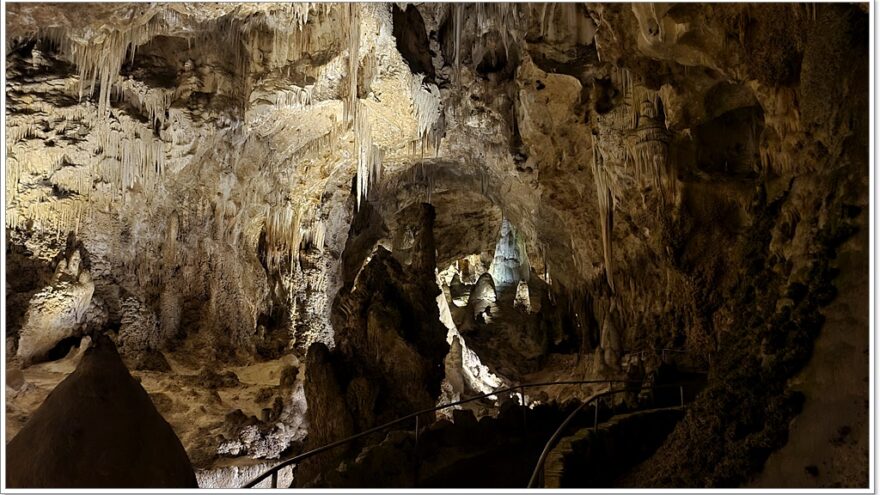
[7, 336, 197, 488]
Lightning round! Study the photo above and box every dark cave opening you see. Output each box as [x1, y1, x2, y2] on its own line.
[44, 335, 84, 362]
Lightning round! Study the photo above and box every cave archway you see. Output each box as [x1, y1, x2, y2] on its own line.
[335, 159, 569, 394]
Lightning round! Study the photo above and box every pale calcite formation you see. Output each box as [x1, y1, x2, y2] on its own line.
[16, 249, 95, 365]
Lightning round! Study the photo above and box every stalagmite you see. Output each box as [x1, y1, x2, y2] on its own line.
[488, 218, 530, 289]
[514, 280, 531, 312]
[2, 4, 867, 488]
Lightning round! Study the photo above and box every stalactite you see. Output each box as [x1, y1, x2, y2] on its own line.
[409, 73, 443, 157]
[93, 114, 166, 193]
[361, 47, 378, 95]
[264, 203, 304, 273]
[285, 118, 343, 165]
[609, 66, 634, 131]
[275, 85, 313, 108]
[453, 4, 463, 88]
[474, 3, 525, 59]
[354, 102, 383, 210]
[649, 3, 665, 42]
[539, 4, 555, 38]
[241, 4, 330, 71]
[6, 156, 21, 206]
[6, 208, 21, 232]
[625, 96, 672, 204]
[338, 3, 383, 210]
[8, 198, 87, 236]
[263, 201, 329, 273]
[6, 122, 40, 144]
[113, 79, 174, 127]
[344, 3, 360, 123]
[300, 217, 326, 253]
[13, 145, 66, 178]
[592, 138, 615, 292]
[539, 242, 553, 286]
[43, 14, 166, 117]
[410, 74, 442, 142]
[412, 162, 435, 204]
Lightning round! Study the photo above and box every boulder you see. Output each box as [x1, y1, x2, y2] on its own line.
[7, 336, 197, 488]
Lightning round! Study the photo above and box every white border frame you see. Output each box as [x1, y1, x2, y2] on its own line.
[0, 0, 875, 493]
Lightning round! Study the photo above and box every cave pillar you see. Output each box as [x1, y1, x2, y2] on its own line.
[410, 203, 437, 279]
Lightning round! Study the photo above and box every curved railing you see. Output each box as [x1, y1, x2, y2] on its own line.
[243, 378, 641, 488]
[527, 383, 686, 488]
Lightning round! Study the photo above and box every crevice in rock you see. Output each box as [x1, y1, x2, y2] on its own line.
[392, 4, 436, 82]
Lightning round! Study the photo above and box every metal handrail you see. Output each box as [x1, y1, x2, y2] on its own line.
[243, 378, 642, 488]
[527, 383, 686, 488]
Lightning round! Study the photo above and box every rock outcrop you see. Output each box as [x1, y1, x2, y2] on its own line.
[7, 336, 197, 488]
[16, 245, 96, 366]
[298, 203, 449, 485]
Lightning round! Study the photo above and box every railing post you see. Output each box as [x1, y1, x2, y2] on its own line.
[680, 385, 684, 408]
[413, 415, 420, 487]
[271, 470, 277, 489]
[593, 401, 599, 431]
[520, 385, 528, 438]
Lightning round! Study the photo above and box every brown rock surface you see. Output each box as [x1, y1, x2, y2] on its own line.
[7, 336, 197, 488]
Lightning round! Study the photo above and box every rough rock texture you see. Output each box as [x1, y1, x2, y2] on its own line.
[297, 203, 449, 485]
[6, 332, 307, 479]
[7, 337, 197, 488]
[334, 204, 449, 427]
[15, 243, 96, 365]
[544, 407, 685, 488]
[745, 203, 870, 488]
[4, 2, 869, 488]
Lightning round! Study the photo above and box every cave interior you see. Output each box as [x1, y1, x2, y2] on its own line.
[2, 1, 871, 490]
